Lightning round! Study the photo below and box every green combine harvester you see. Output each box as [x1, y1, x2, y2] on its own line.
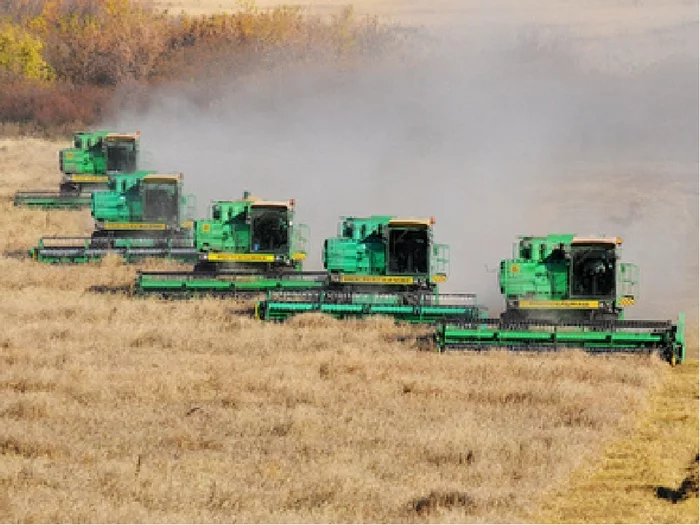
[132, 203, 686, 364]
[135, 209, 485, 323]
[30, 171, 198, 263]
[14, 131, 140, 209]
[254, 216, 483, 322]
[434, 234, 686, 365]
[133, 191, 312, 296]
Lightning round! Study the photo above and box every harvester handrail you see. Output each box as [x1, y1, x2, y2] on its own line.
[444, 318, 676, 329]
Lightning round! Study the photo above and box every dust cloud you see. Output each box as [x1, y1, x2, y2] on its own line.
[105, 1, 698, 318]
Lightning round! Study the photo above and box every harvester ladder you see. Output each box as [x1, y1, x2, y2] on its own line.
[618, 262, 639, 299]
[432, 243, 450, 277]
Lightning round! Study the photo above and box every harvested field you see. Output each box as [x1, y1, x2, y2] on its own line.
[533, 361, 699, 523]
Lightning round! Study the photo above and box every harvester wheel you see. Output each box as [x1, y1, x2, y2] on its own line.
[59, 182, 80, 195]
[194, 261, 216, 272]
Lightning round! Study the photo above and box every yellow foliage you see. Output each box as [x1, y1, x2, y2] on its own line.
[0, 21, 53, 81]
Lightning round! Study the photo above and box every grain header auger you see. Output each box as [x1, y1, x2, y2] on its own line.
[134, 206, 485, 323]
[434, 234, 686, 365]
[13, 131, 141, 209]
[30, 171, 199, 264]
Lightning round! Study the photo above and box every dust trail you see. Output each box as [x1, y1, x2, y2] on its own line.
[106, 2, 698, 318]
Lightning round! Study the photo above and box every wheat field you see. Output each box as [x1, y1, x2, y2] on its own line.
[0, 135, 697, 522]
[1, 0, 699, 522]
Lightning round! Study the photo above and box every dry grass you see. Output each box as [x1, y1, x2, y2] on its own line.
[0, 137, 696, 522]
[0, 275, 668, 522]
[533, 360, 699, 523]
[151, 0, 697, 29]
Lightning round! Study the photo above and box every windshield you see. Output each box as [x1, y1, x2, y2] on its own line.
[250, 207, 289, 254]
[570, 245, 616, 298]
[142, 183, 179, 225]
[105, 141, 137, 173]
[388, 227, 429, 274]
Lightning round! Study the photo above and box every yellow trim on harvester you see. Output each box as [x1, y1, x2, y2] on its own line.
[519, 300, 601, 309]
[291, 252, 306, 261]
[68, 175, 109, 183]
[102, 222, 167, 230]
[340, 275, 415, 285]
[206, 253, 276, 263]
[181, 221, 194, 229]
[618, 297, 635, 307]
[431, 274, 448, 283]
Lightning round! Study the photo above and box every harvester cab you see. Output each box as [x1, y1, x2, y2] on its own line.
[59, 131, 140, 193]
[14, 130, 141, 209]
[322, 215, 449, 291]
[500, 234, 639, 321]
[388, 218, 449, 285]
[30, 171, 198, 264]
[91, 172, 192, 239]
[570, 237, 619, 299]
[194, 192, 308, 271]
[102, 133, 139, 174]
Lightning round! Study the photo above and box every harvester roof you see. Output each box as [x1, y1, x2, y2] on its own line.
[105, 132, 140, 141]
[250, 200, 293, 209]
[142, 173, 182, 183]
[572, 236, 622, 246]
[388, 218, 434, 228]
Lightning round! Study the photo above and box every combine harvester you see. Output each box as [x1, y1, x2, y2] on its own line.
[254, 216, 483, 323]
[134, 191, 319, 295]
[14, 131, 141, 209]
[135, 202, 484, 323]
[30, 172, 198, 263]
[434, 234, 686, 365]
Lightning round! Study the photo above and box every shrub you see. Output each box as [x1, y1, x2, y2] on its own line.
[0, 0, 399, 135]
[0, 21, 53, 82]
